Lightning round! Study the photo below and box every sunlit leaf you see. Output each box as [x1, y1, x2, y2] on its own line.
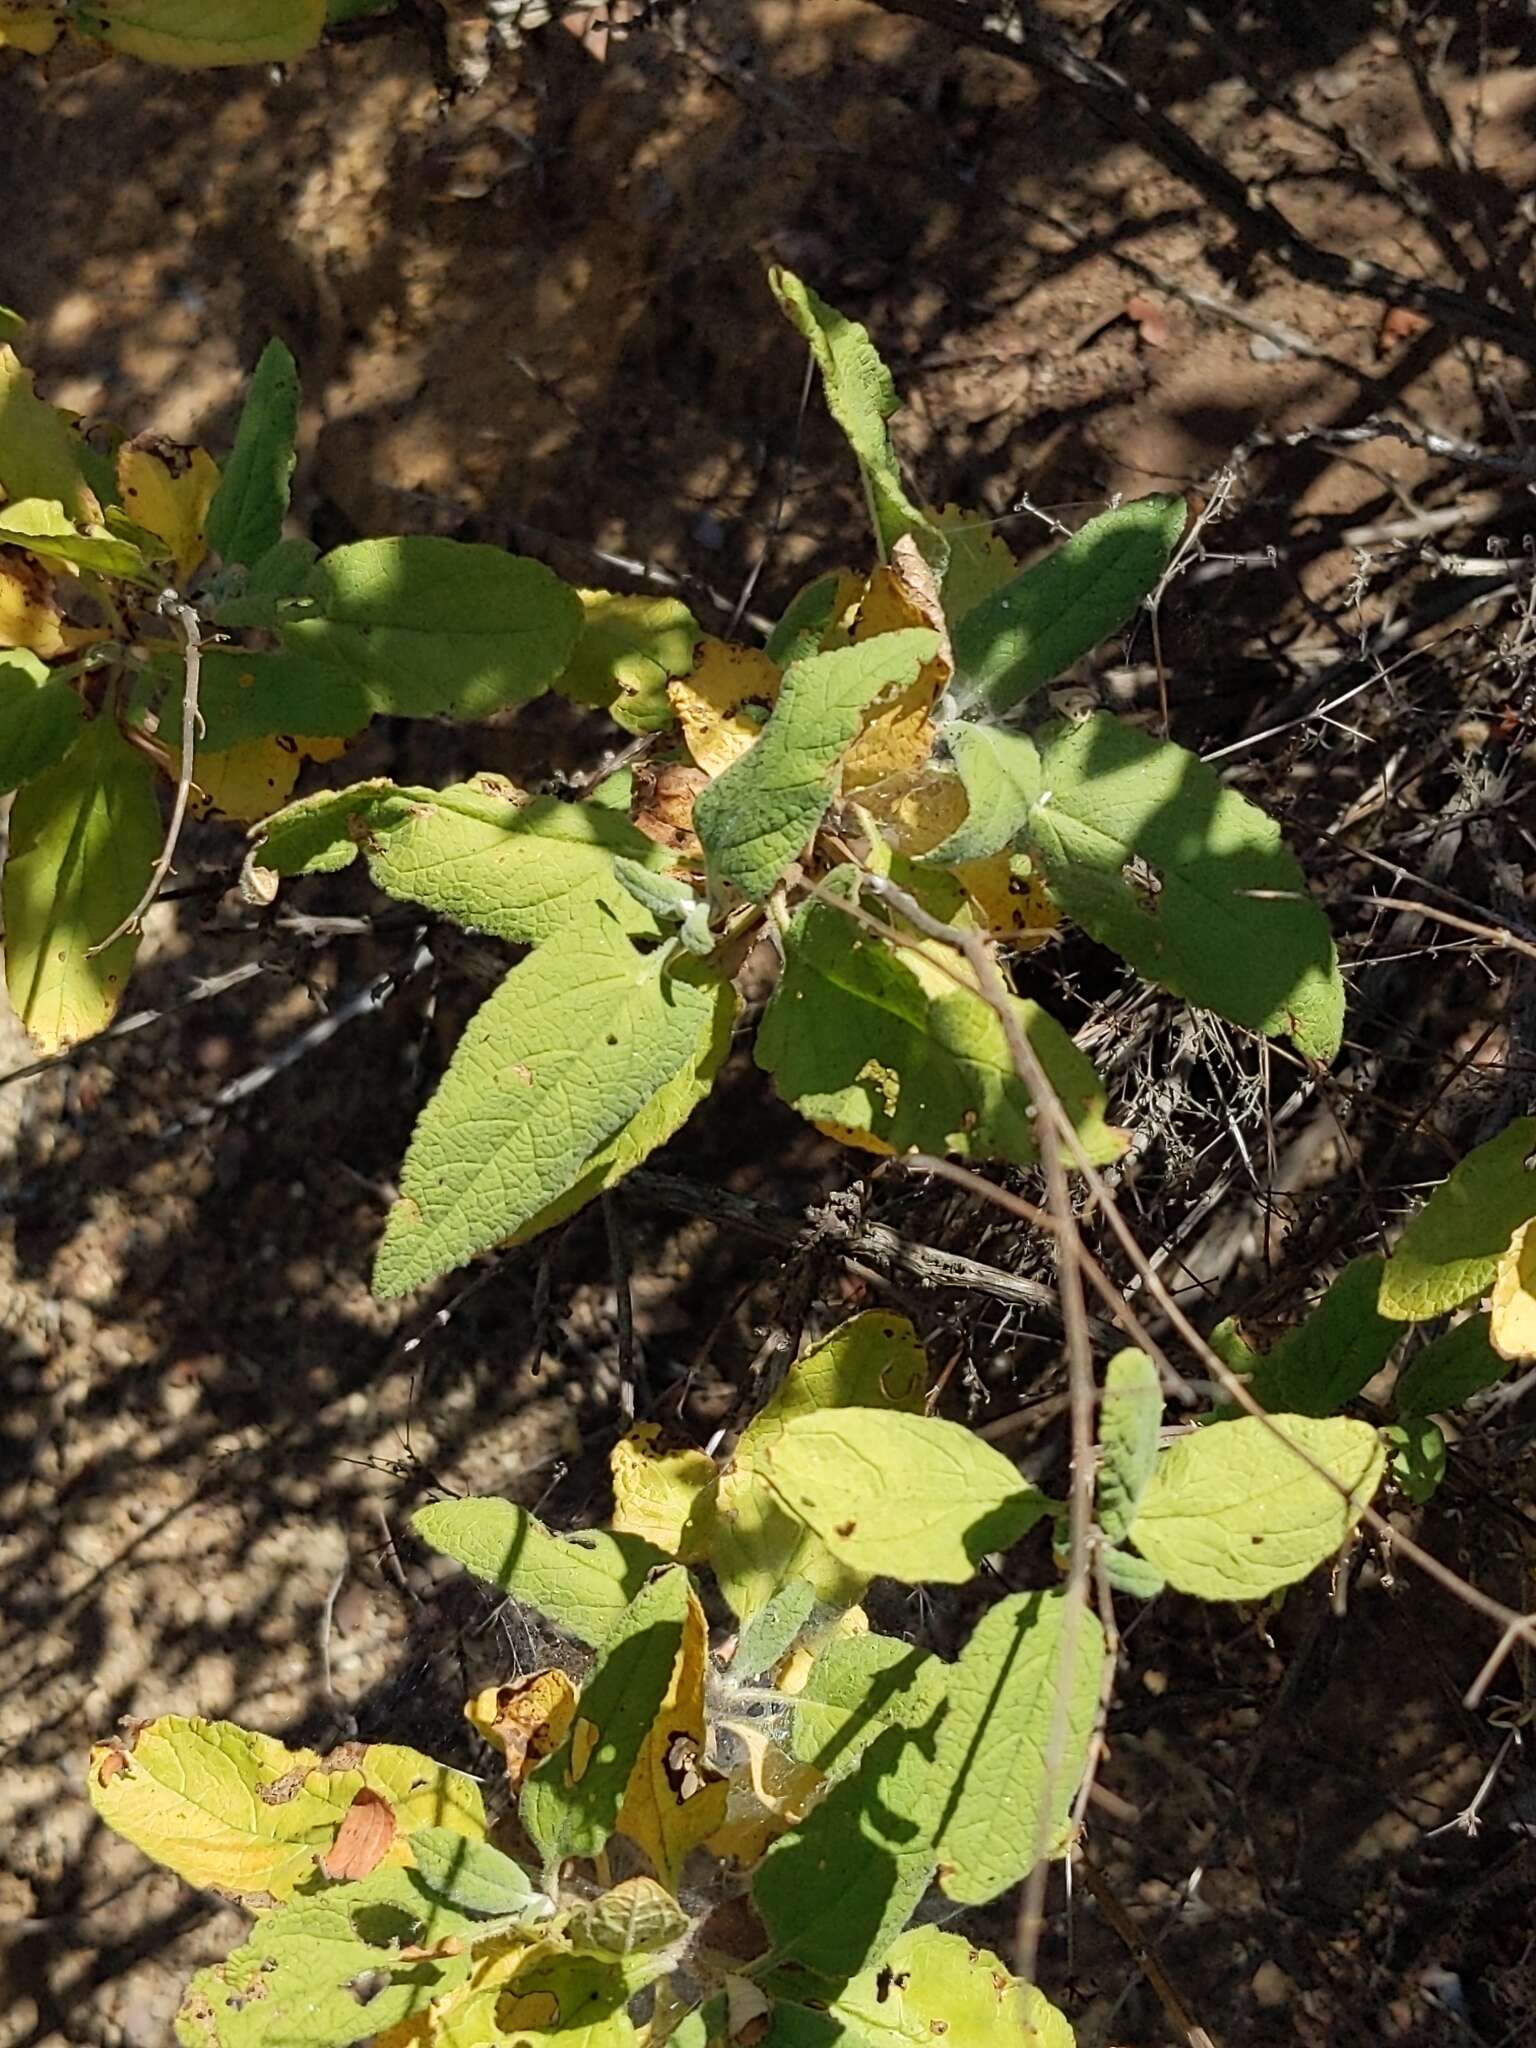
[0, 549, 73, 657]
[1096, 1348, 1161, 1546]
[790, 1633, 946, 1785]
[205, 339, 299, 567]
[0, 497, 154, 581]
[0, 647, 82, 791]
[522, 1566, 690, 1873]
[1378, 1119, 1536, 1320]
[609, 1423, 718, 1563]
[116, 438, 221, 582]
[464, 1671, 579, 1793]
[765, 569, 849, 667]
[413, 1497, 663, 1648]
[949, 494, 1185, 718]
[374, 930, 733, 1295]
[842, 539, 952, 798]
[285, 537, 583, 720]
[0, 344, 99, 521]
[616, 1590, 728, 1891]
[556, 589, 695, 734]
[825, 1924, 1075, 2048]
[1128, 1414, 1385, 1601]
[0, 10, 62, 55]
[3, 716, 160, 1051]
[670, 636, 780, 777]
[191, 730, 346, 823]
[1393, 1314, 1510, 1416]
[567, 1877, 690, 1957]
[1491, 1217, 1536, 1359]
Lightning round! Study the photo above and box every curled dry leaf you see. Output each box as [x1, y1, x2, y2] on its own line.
[319, 1787, 396, 1882]
[464, 1668, 579, 1792]
[631, 759, 709, 856]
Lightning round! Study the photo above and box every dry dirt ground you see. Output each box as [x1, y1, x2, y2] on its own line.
[3, 3, 1536, 2043]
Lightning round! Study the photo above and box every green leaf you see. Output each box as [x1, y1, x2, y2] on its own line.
[768, 270, 946, 576]
[0, 344, 98, 521]
[203, 535, 320, 627]
[424, 1945, 644, 2048]
[918, 723, 1041, 866]
[934, 506, 1018, 630]
[731, 1579, 818, 1681]
[697, 1312, 928, 1623]
[0, 308, 23, 343]
[172, 1864, 477, 2048]
[555, 590, 695, 734]
[374, 927, 731, 1295]
[755, 880, 1126, 1167]
[205, 340, 299, 566]
[0, 497, 154, 581]
[1100, 1547, 1167, 1599]
[693, 632, 937, 901]
[0, 649, 83, 792]
[407, 1828, 546, 1921]
[1097, 1348, 1162, 1545]
[1395, 1314, 1510, 1415]
[3, 716, 160, 1052]
[820, 1925, 1075, 2048]
[521, 1566, 689, 1870]
[411, 1497, 664, 1647]
[253, 775, 676, 943]
[1378, 1120, 1536, 1321]
[93, 0, 327, 66]
[1128, 1414, 1385, 1601]
[949, 494, 1186, 718]
[1384, 1416, 1446, 1504]
[284, 537, 583, 720]
[765, 571, 845, 667]
[925, 1590, 1102, 1904]
[754, 1725, 936, 1990]
[154, 647, 369, 752]
[567, 1876, 691, 1957]
[761, 1409, 1050, 1585]
[791, 1633, 946, 1784]
[1021, 713, 1344, 1060]
[1238, 1257, 1400, 1417]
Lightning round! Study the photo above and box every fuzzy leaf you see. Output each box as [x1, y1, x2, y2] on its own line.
[93, 0, 326, 65]
[374, 929, 731, 1295]
[205, 340, 298, 566]
[761, 1410, 1050, 1586]
[765, 571, 845, 667]
[927, 1591, 1102, 1905]
[522, 1566, 690, 1871]
[918, 722, 1041, 866]
[769, 270, 946, 575]
[0, 344, 98, 521]
[0, 648, 82, 791]
[285, 537, 582, 720]
[407, 1829, 546, 1920]
[609, 1424, 718, 1563]
[1394, 1314, 1509, 1416]
[87, 1716, 484, 1907]
[3, 717, 159, 1051]
[1097, 1348, 1162, 1545]
[1240, 1257, 1400, 1416]
[791, 1634, 946, 1784]
[949, 495, 1185, 718]
[755, 882, 1125, 1167]
[731, 1580, 819, 1682]
[556, 590, 695, 734]
[115, 440, 220, 582]
[567, 1877, 690, 1957]
[1128, 1415, 1385, 1601]
[1378, 1120, 1536, 1321]
[934, 506, 1019, 629]
[253, 774, 674, 943]
[0, 497, 154, 581]
[693, 631, 937, 900]
[412, 1497, 663, 1647]
[823, 1925, 1074, 2048]
[616, 1590, 729, 1890]
[1022, 713, 1344, 1060]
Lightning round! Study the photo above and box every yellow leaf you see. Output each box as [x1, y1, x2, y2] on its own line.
[821, 569, 867, 652]
[615, 1592, 727, 1891]
[0, 549, 68, 656]
[705, 1720, 822, 1871]
[609, 1422, 718, 1563]
[669, 637, 780, 777]
[952, 853, 1061, 948]
[868, 770, 968, 855]
[464, 1670, 578, 1792]
[1490, 1218, 1536, 1361]
[191, 731, 347, 822]
[841, 538, 952, 797]
[935, 503, 1018, 624]
[0, 344, 99, 521]
[116, 439, 220, 583]
[0, 8, 63, 54]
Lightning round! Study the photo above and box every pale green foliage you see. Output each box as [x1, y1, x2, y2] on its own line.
[1384, 1416, 1447, 1505]
[411, 1498, 662, 1646]
[556, 590, 696, 734]
[374, 926, 730, 1296]
[521, 1568, 690, 1870]
[769, 269, 947, 574]
[1394, 1314, 1509, 1415]
[949, 495, 1186, 718]
[83, 1, 326, 68]
[566, 1878, 691, 1956]
[407, 1829, 547, 1920]
[0, 649, 83, 791]
[830, 1926, 1074, 2048]
[204, 339, 299, 567]
[920, 721, 1041, 866]
[927, 1592, 1103, 1905]
[791, 1635, 947, 1783]
[1378, 1118, 1536, 1319]
[760, 1409, 1051, 1584]
[1096, 1348, 1162, 1545]
[730, 1578, 818, 1680]
[1024, 714, 1344, 1060]
[693, 630, 937, 901]
[0, 497, 160, 581]
[1128, 1415, 1385, 1600]
[1239, 1257, 1400, 1416]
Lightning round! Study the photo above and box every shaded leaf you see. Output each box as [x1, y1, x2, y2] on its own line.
[413, 1497, 663, 1647]
[790, 1634, 946, 1785]
[1378, 1120, 1536, 1321]
[1096, 1348, 1161, 1546]
[0, 497, 155, 582]
[934, 504, 1019, 630]
[94, 0, 327, 65]
[1394, 1314, 1510, 1416]
[693, 631, 937, 901]
[918, 722, 1041, 866]
[1384, 1416, 1446, 1505]
[616, 1590, 729, 1890]
[1128, 1414, 1385, 1601]
[204, 535, 320, 628]
[464, 1670, 579, 1793]
[408, 1828, 547, 1921]
[205, 340, 299, 567]
[731, 1580, 819, 1682]
[163, 646, 370, 751]
[285, 537, 583, 719]
[949, 495, 1185, 718]
[0, 343, 98, 521]
[556, 590, 695, 734]
[0, 647, 82, 791]
[567, 1877, 690, 1957]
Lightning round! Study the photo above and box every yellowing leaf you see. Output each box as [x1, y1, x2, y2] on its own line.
[833, 1925, 1075, 2048]
[842, 537, 952, 797]
[669, 636, 780, 776]
[191, 730, 347, 822]
[86, 1716, 484, 1906]
[559, 590, 696, 735]
[116, 438, 220, 583]
[1380, 1120, 1536, 1322]
[0, 344, 99, 521]
[1491, 1218, 1536, 1361]
[609, 1423, 718, 1562]
[0, 499, 155, 582]
[567, 1876, 691, 1956]
[93, 0, 328, 67]
[0, 549, 69, 656]
[465, 1670, 579, 1792]
[952, 852, 1061, 947]
[0, 8, 63, 54]
[3, 716, 160, 1052]
[935, 504, 1018, 625]
[616, 1591, 728, 1891]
